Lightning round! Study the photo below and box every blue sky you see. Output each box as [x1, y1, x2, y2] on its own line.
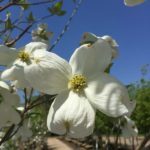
[1, 0, 150, 84]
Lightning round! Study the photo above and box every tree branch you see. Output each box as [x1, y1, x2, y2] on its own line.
[0, 93, 55, 145]
[15, 0, 55, 6]
[50, 0, 84, 51]
[0, 0, 55, 12]
[0, 2, 13, 12]
[5, 24, 32, 47]
[0, 124, 15, 145]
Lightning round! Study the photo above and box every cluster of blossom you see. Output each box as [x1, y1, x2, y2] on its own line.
[0, 0, 144, 141]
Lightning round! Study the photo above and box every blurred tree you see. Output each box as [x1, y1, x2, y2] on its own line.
[131, 79, 150, 134]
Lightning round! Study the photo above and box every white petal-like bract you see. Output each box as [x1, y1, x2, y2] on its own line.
[69, 38, 112, 77]
[25, 50, 72, 95]
[0, 81, 20, 106]
[0, 104, 20, 128]
[80, 33, 118, 60]
[1, 62, 30, 89]
[0, 81, 20, 128]
[85, 73, 130, 117]
[101, 35, 119, 59]
[121, 116, 138, 137]
[0, 45, 18, 66]
[23, 41, 48, 53]
[80, 32, 98, 45]
[47, 91, 95, 138]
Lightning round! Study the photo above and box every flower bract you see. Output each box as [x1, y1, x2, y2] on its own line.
[0, 81, 20, 128]
[121, 116, 138, 137]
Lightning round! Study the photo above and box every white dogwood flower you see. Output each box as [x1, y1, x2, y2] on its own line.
[124, 0, 145, 6]
[0, 81, 20, 128]
[0, 42, 48, 88]
[24, 36, 132, 138]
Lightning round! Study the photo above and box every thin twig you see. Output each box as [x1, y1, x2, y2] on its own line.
[30, 95, 46, 106]
[5, 23, 32, 47]
[28, 95, 55, 110]
[0, 2, 13, 12]
[0, 94, 55, 145]
[0, 124, 15, 145]
[14, 0, 55, 6]
[114, 120, 121, 149]
[6, 118, 25, 141]
[50, 0, 84, 51]
[14, 26, 31, 34]
[24, 88, 28, 110]
[0, 0, 55, 12]
[35, 14, 53, 23]
[28, 88, 34, 103]
[3, 28, 13, 44]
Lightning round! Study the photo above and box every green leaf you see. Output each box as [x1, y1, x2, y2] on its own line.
[20, 3, 30, 10]
[48, 0, 66, 16]
[5, 18, 12, 29]
[6, 11, 11, 18]
[54, 1, 63, 11]
[18, 0, 30, 10]
[19, 0, 26, 2]
[12, 0, 25, 2]
[27, 12, 34, 22]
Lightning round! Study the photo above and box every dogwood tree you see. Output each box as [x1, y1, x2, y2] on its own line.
[0, 0, 148, 149]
